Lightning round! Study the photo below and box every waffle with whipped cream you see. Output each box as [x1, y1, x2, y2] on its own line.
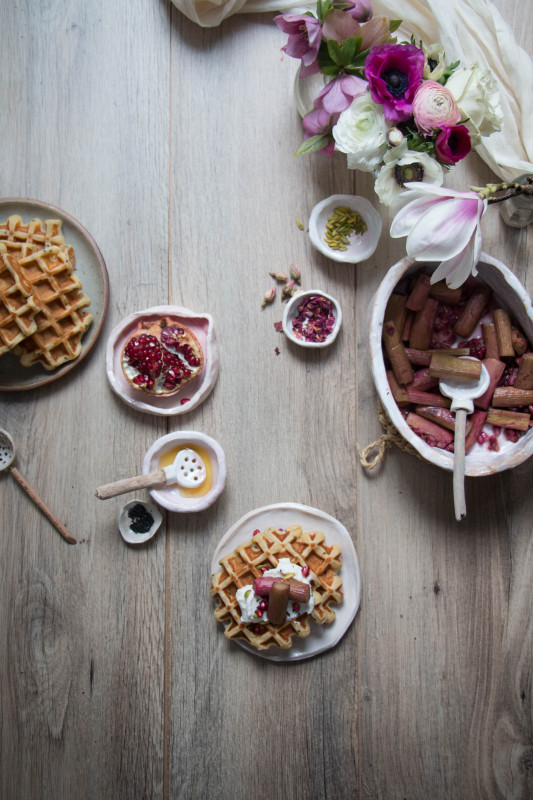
[210, 524, 343, 650]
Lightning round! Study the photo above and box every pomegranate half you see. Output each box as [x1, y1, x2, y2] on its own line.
[121, 318, 203, 396]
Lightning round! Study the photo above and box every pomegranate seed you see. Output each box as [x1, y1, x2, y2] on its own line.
[292, 603, 300, 612]
[302, 566, 310, 577]
[252, 529, 260, 536]
[180, 398, 190, 405]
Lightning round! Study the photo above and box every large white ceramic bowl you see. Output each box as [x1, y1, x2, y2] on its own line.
[369, 253, 533, 475]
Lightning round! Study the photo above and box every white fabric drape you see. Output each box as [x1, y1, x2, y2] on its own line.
[171, 0, 533, 181]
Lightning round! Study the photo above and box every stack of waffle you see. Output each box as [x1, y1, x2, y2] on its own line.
[210, 524, 344, 650]
[0, 215, 93, 370]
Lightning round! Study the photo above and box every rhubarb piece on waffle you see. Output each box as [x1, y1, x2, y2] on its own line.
[210, 524, 343, 651]
[0, 215, 65, 254]
[13, 245, 93, 369]
[0, 246, 41, 355]
[121, 318, 203, 396]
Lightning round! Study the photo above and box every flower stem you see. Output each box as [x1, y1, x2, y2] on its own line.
[470, 177, 533, 204]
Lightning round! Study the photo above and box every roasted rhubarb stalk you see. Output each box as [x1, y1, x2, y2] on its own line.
[511, 327, 529, 356]
[409, 297, 439, 350]
[481, 323, 499, 360]
[383, 320, 414, 385]
[415, 405, 470, 433]
[493, 308, 514, 358]
[406, 273, 431, 311]
[405, 348, 432, 366]
[384, 293, 407, 335]
[405, 412, 454, 448]
[464, 411, 488, 454]
[267, 581, 290, 625]
[515, 353, 533, 389]
[492, 387, 533, 407]
[252, 576, 311, 603]
[486, 408, 530, 431]
[428, 281, 462, 304]
[429, 352, 482, 383]
[453, 284, 492, 338]
[406, 367, 439, 393]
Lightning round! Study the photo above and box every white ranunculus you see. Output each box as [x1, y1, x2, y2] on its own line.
[333, 93, 388, 173]
[374, 139, 443, 206]
[445, 64, 502, 147]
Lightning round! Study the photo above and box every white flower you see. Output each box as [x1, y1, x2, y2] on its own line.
[423, 43, 447, 81]
[333, 93, 388, 172]
[445, 64, 502, 146]
[374, 140, 443, 206]
[390, 183, 487, 289]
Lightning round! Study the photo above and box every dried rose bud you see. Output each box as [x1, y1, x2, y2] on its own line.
[290, 264, 302, 284]
[282, 279, 296, 299]
[261, 287, 276, 307]
[269, 271, 289, 282]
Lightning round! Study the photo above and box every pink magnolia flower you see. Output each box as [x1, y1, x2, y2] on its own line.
[435, 125, 472, 164]
[390, 183, 487, 288]
[314, 73, 367, 115]
[274, 14, 322, 75]
[412, 81, 460, 134]
[365, 43, 425, 123]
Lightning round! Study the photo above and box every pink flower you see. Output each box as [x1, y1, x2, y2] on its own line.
[274, 14, 322, 74]
[302, 108, 336, 156]
[365, 43, 425, 123]
[314, 73, 367, 115]
[412, 81, 460, 134]
[435, 125, 472, 164]
[345, 0, 373, 22]
[390, 183, 487, 288]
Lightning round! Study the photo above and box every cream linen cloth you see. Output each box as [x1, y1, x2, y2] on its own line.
[171, 0, 532, 181]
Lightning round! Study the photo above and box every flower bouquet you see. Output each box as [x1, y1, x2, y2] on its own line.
[275, 0, 502, 207]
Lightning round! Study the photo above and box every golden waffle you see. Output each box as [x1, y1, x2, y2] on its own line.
[0, 246, 41, 355]
[0, 215, 64, 254]
[13, 246, 93, 370]
[210, 524, 343, 650]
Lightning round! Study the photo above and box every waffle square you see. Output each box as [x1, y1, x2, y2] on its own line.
[210, 524, 343, 650]
[13, 246, 93, 370]
[0, 247, 41, 355]
[0, 215, 65, 253]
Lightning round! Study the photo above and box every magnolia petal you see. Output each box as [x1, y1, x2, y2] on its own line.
[404, 198, 481, 261]
[431, 235, 477, 289]
[390, 194, 448, 237]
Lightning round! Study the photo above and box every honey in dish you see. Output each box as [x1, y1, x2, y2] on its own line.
[158, 444, 213, 497]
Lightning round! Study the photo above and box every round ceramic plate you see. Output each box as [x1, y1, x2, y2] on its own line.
[0, 198, 109, 391]
[106, 305, 219, 416]
[210, 502, 361, 662]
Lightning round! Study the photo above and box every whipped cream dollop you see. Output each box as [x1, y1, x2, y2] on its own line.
[236, 558, 315, 623]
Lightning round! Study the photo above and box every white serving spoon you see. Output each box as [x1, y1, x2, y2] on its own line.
[439, 361, 490, 521]
[0, 428, 76, 544]
[95, 447, 207, 500]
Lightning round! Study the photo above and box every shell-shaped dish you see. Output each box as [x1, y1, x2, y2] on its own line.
[309, 194, 382, 264]
[106, 305, 219, 416]
[118, 498, 163, 544]
[369, 253, 533, 475]
[210, 502, 361, 662]
[282, 289, 342, 349]
[142, 431, 226, 512]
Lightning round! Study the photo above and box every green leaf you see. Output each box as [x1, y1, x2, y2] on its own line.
[389, 19, 402, 33]
[339, 37, 357, 64]
[295, 134, 332, 156]
[327, 39, 344, 65]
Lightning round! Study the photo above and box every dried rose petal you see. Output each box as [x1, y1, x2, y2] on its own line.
[292, 294, 336, 343]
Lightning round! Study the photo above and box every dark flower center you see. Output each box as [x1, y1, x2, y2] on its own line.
[382, 69, 408, 97]
[394, 162, 425, 187]
[428, 58, 438, 72]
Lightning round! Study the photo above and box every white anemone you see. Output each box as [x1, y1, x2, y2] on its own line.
[390, 183, 488, 289]
[374, 140, 443, 205]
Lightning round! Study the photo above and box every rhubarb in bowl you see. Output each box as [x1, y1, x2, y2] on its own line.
[369, 253, 533, 475]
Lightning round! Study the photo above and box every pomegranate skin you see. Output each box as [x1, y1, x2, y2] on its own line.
[121, 318, 203, 396]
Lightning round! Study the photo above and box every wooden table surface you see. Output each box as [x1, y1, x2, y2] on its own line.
[1, 2, 531, 798]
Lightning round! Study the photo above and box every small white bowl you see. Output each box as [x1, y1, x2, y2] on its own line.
[309, 194, 382, 264]
[118, 499, 163, 544]
[142, 431, 226, 512]
[369, 253, 533, 475]
[282, 289, 342, 349]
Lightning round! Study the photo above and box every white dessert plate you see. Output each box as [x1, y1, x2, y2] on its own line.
[0, 198, 109, 391]
[308, 194, 382, 264]
[106, 305, 219, 416]
[210, 502, 361, 662]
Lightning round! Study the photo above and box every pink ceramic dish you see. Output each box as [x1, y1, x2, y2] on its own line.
[105, 305, 219, 416]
